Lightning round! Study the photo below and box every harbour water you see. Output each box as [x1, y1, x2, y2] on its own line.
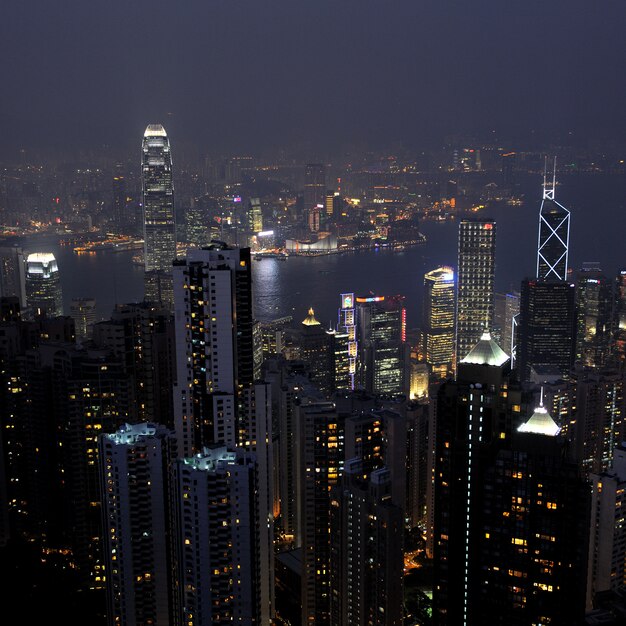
[12, 170, 626, 331]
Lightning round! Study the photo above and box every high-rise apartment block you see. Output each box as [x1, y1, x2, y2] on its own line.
[99, 423, 177, 626]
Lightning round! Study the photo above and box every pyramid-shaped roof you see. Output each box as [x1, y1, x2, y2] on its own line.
[302, 307, 321, 326]
[459, 330, 509, 367]
[517, 403, 561, 437]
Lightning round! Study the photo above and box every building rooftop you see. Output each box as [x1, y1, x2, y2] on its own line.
[459, 330, 509, 367]
[144, 123, 167, 137]
[302, 307, 321, 326]
[517, 397, 561, 437]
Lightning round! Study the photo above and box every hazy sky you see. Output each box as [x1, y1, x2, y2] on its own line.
[2, 0, 626, 157]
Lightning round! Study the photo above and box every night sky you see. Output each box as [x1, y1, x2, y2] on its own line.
[2, 0, 626, 157]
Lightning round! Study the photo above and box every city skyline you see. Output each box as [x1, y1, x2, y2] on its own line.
[3, 2, 626, 625]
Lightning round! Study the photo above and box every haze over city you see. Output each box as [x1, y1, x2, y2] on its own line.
[2, 2, 626, 626]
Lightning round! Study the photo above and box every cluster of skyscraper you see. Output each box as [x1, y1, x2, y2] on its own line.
[4, 131, 626, 626]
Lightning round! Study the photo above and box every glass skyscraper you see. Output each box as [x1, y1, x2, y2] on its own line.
[142, 124, 176, 273]
[25, 252, 63, 317]
[424, 266, 455, 379]
[455, 219, 496, 365]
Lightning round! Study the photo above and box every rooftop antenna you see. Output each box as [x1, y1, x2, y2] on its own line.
[543, 155, 556, 200]
[539, 386, 544, 408]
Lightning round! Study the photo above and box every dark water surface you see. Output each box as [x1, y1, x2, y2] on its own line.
[16, 171, 626, 330]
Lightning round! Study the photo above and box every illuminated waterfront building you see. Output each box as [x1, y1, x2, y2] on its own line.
[142, 124, 176, 307]
[536, 160, 570, 282]
[455, 219, 496, 364]
[423, 267, 455, 380]
[338, 293, 357, 390]
[355, 294, 407, 395]
[25, 252, 63, 317]
[304, 164, 326, 230]
[248, 197, 263, 235]
[142, 124, 176, 273]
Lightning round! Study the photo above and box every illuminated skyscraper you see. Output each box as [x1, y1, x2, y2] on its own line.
[517, 278, 576, 381]
[423, 267, 455, 379]
[574, 263, 614, 367]
[304, 164, 326, 231]
[455, 219, 496, 364]
[537, 160, 570, 282]
[142, 124, 176, 304]
[25, 252, 63, 317]
[356, 295, 407, 395]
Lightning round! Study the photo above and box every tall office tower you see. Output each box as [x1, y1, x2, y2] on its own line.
[304, 163, 326, 229]
[324, 191, 335, 218]
[569, 364, 625, 477]
[455, 219, 496, 364]
[142, 124, 176, 272]
[70, 297, 96, 342]
[494, 291, 520, 357]
[248, 197, 263, 235]
[517, 278, 576, 382]
[300, 400, 344, 625]
[575, 263, 614, 367]
[92, 302, 176, 427]
[112, 163, 127, 233]
[433, 332, 590, 624]
[338, 293, 358, 390]
[25, 252, 63, 317]
[587, 442, 626, 609]
[98, 423, 177, 626]
[326, 328, 351, 393]
[536, 161, 570, 281]
[0, 245, 26, 307]
[405, 401, 431, 530]
[329, 462, 404, 626]
[142, 125, 176, 308]
[294, 307, 333, 396]
[501, 151, 516, 191]
[172, 244, 258, 455]
[423, 267, 455, 380]
[356, 294, 407, 395]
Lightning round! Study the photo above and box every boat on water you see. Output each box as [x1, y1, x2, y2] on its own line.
[254, 251, 288, 260]
[74, 238, 144, 253]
